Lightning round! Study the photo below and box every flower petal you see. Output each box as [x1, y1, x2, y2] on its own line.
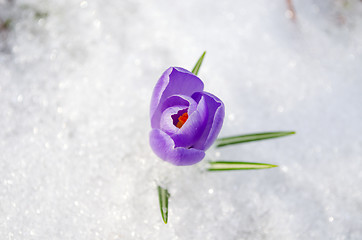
[191, 92, 225, 150]
[150, 67, 204, 128]
[158, 95, 199, 134]
[159, 105, 187, 135]
[160, 95, 198, 116]
[150, 129, 205, 166]
[170, 96, 208, 148]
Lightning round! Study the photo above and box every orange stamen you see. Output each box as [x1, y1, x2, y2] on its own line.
[176, 112, 188, 128]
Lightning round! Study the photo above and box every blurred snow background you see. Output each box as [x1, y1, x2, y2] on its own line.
[1, 0, 362, 239]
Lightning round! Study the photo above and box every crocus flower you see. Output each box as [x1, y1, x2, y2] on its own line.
[149, 67, 225, 166]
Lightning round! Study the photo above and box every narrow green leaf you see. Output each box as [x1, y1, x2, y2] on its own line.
[216, 131, 295, 148]
[157, 185, 170, 224]
[191, 51, 206, 75]
[208, 161, 278, 171]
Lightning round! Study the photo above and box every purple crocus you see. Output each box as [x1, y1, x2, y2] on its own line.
[149, 67, 225, 166]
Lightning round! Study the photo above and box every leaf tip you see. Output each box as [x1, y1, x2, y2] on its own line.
[158, 185, 169, 224]
[191, 51, 207, 75]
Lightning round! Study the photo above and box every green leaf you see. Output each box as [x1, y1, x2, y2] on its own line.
[157, 185, 170, 224]
[208, 161, 278, 171]
[191, 51, 206, 75]
[216, 131, 295, 148]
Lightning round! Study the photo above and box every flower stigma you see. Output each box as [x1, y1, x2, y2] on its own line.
[176, 112, 188, 128]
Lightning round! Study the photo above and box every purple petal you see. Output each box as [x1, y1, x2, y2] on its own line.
[157, 95, 199, 133]
[159, 105, 187, 135]
[150, 67, 172, 122]
[170, 96, 208, 148]
[149, 129, 205, 166]
[191, 92, 225, 150]
[150, 67, 204, 128]
[160, 95, 198, 116]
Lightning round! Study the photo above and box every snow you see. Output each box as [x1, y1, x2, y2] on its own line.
[1, 0, 362, 239]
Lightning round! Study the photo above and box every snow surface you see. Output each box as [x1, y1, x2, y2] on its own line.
[1, 0, 362, 239]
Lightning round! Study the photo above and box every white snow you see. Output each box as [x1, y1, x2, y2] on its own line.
[1, 0, 362, 239]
